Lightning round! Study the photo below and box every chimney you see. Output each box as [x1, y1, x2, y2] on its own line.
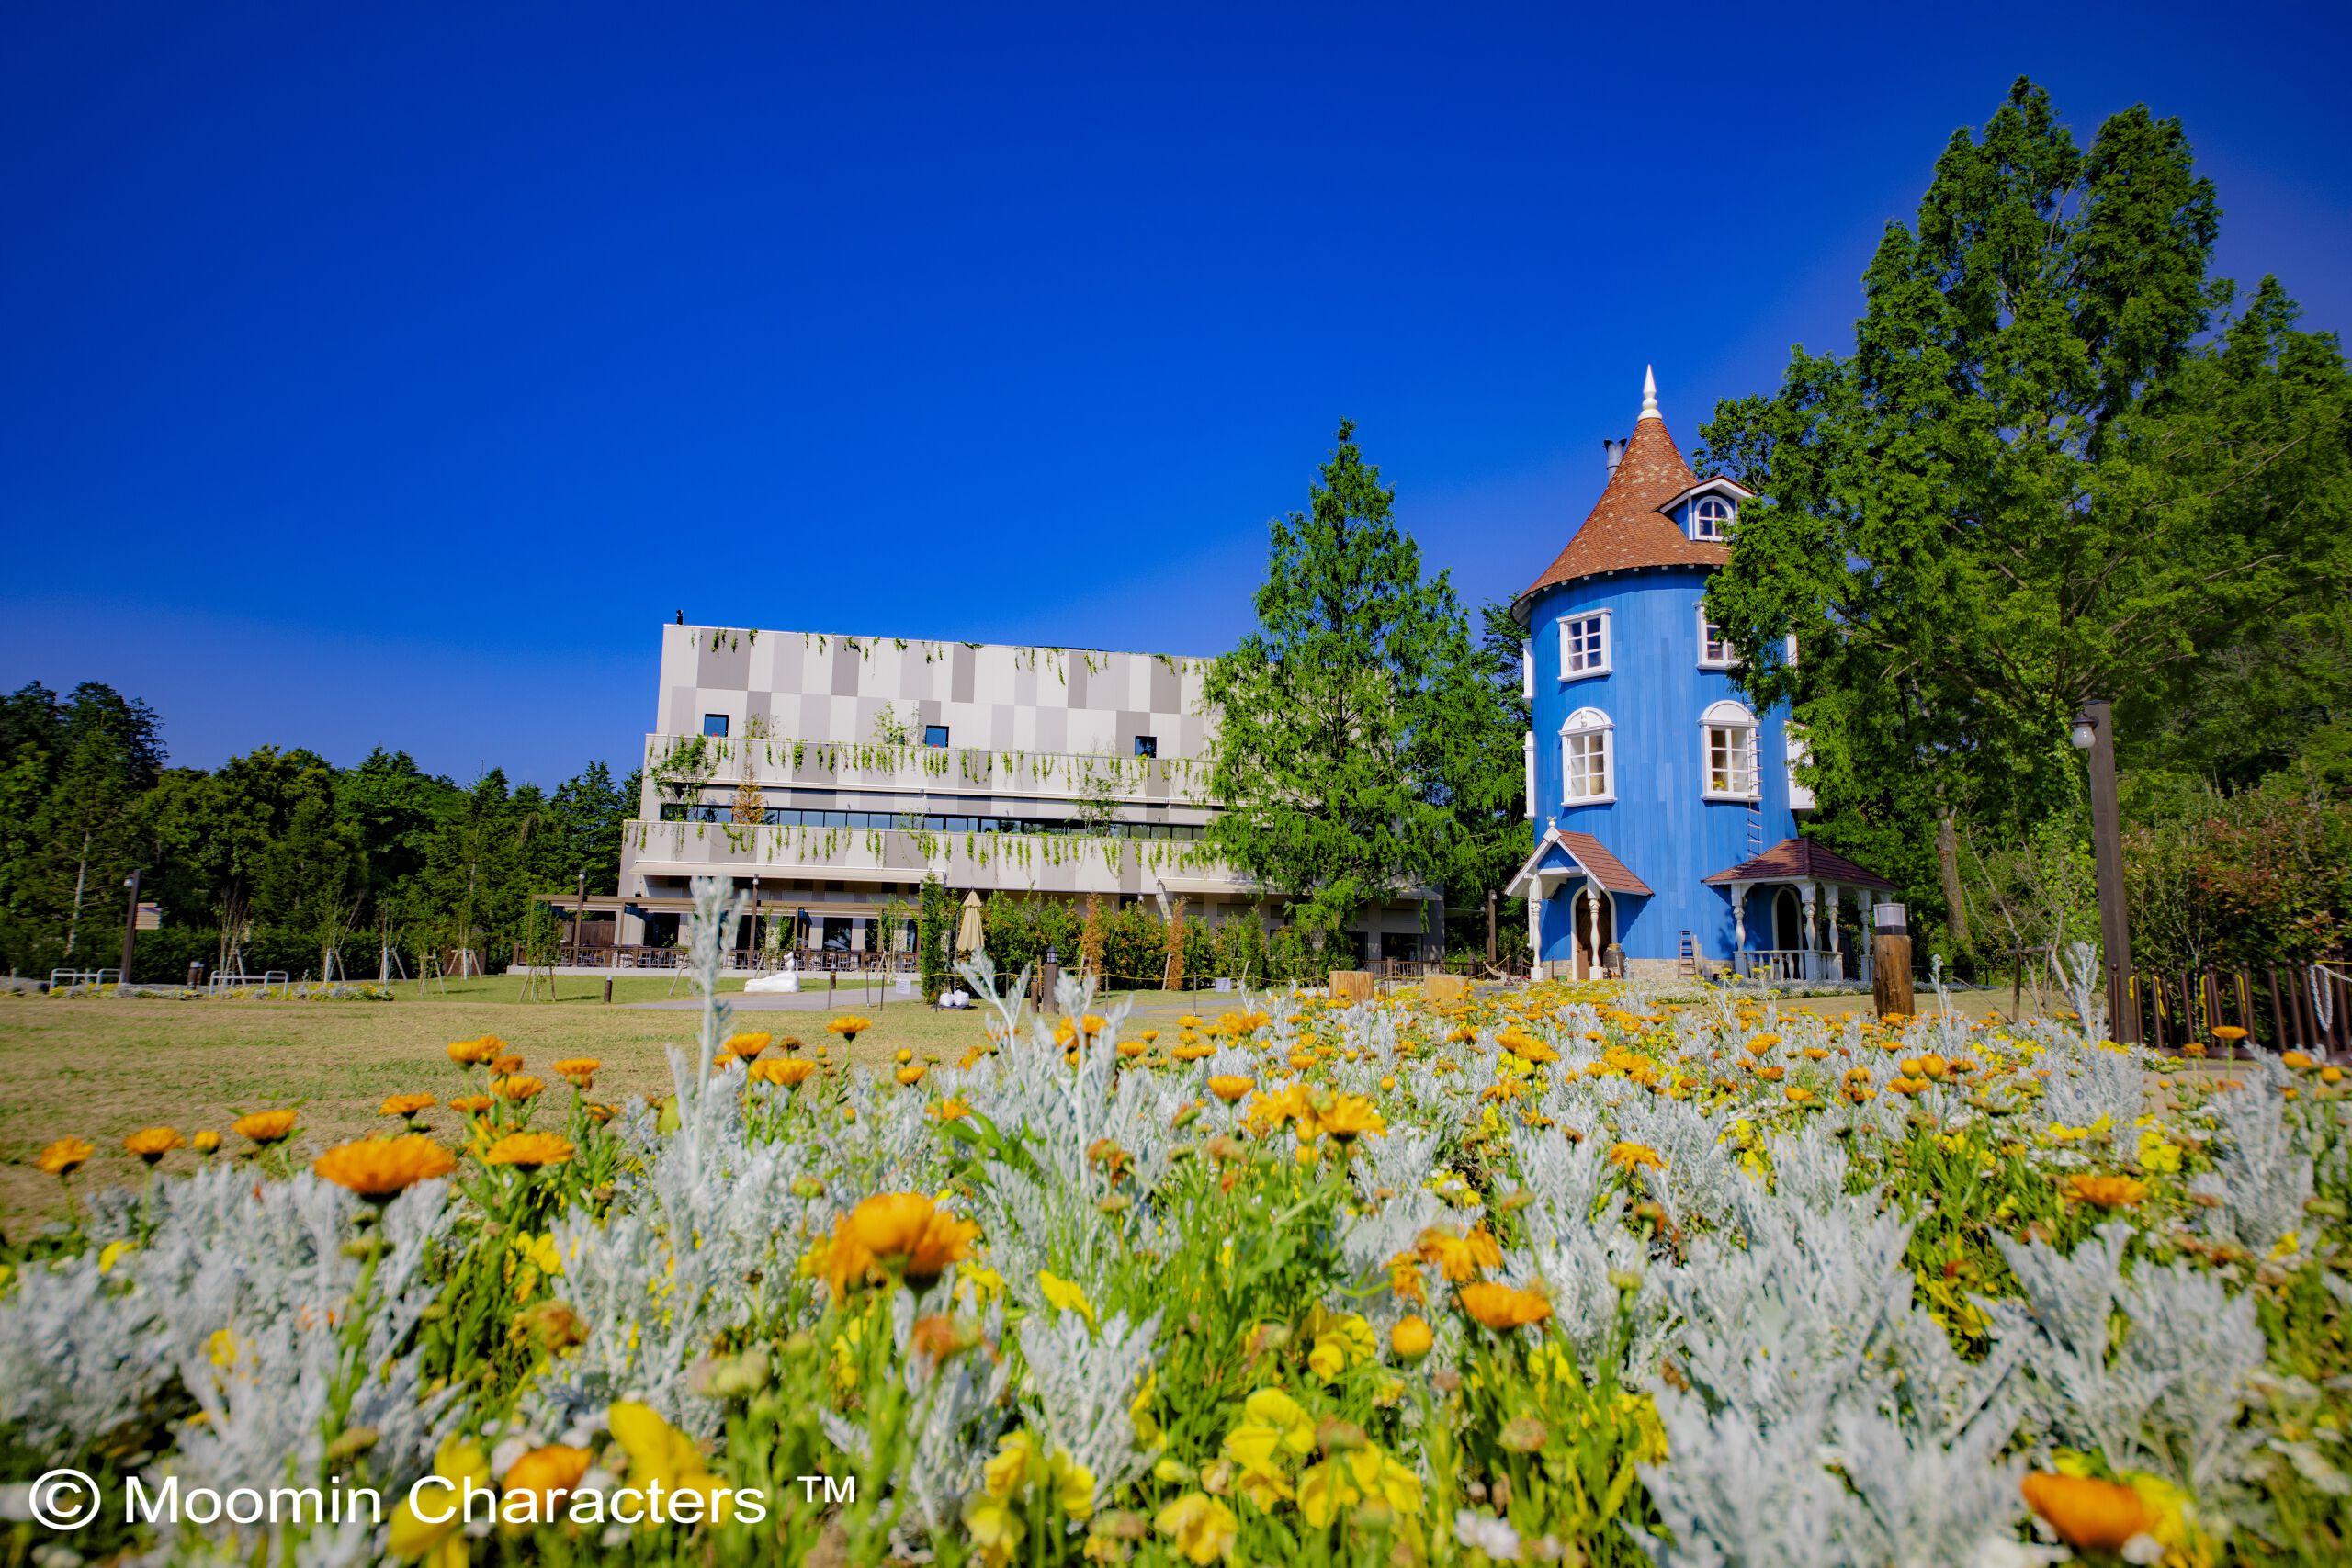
[1601, 437, 1626, 474]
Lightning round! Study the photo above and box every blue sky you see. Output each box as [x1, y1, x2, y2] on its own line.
[6, 1, 2348, 786]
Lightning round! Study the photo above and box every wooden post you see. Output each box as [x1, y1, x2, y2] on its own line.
[1871, 901, 1912, 1019]
[1486, 890, 1497, 969]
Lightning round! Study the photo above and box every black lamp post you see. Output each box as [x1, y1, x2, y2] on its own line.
[120, 868, 141, 983]
[2070, 700, 2138, 1043]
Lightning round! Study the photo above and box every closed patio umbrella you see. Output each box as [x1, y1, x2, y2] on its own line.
[956, 890, 984, 958]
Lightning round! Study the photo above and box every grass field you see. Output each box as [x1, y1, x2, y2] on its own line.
[0, 974, 2024, 1233]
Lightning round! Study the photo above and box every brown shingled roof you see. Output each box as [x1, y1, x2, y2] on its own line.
[1556, 830, 1653, 897]
[1702, 838, 1895, 891]
[1515, 411, 1727, 608]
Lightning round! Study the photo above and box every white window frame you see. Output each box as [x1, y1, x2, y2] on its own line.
[1696, 604, 1736, 669]
[1521, 641, 1533, 700]
[1691, 495, 1735, 541]
[1521, 731, 1535, 819]
[1557, 610, 1611, 681]
[1560, 707, 1615, 805]
[1700, 701, 1759, 801]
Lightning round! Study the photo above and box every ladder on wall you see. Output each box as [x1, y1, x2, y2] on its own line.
[1746, 804, 1766, 855]
[1678, 931, 1699, 979]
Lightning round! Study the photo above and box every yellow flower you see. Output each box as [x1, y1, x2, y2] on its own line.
[36, 1137, 93, 1178]
[608, 1401, 735, 1522]
[124, 1126, 184, 1164]
[1206, 1075, 1253, 1103]
[1155, 1493, 1238, 1564]
[723, 1032, 772, 1059]
[191, 1130, 221, 1154]
[493, 1075, 545, 1103]
[2064, 1173, 2149, 1210]
[549, 1057, 601, 1086]
[1608, 1140, 1666, 1173]
[447, 1094, 494, 1115]
[503, 1444, 592, 1515]
[446, 1035, 499, 1066]
[751, 1056, 818, 1087]
[825, 1192, 978, 1295]
[313, 1135, 458, 1199]
[233, 1109, 299, 1145]
[1038, 1270, 1098, 1327]
[97, 1239, 132, 1275]
[1457, 1281, 1552, 1330]
[2135, 1128, 2182, 1175]
[389, 1435, 491, 1561]
[1222, 1387, 1315, 1483]
[483, 1132, 575, 1169]
[1318, 1095, 1386, 1142]
[1416, 1223, 1502, 1282]
[1389, 1314, 1433, 1359]
[380, 1092, 439, 1121]
[2020, 1472, 2155, 1554]
[896, 1064, 927, 1087]
[827, 1014, 873, 1043]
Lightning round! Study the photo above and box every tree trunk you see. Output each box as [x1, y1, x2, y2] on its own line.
[1936, 808, 1969, 952]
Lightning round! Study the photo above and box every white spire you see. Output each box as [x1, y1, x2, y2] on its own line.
[1638, 364, 1660, 423]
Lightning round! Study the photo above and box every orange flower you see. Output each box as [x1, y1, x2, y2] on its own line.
[503, 1445, 593, 1510]
[124, 1126, 184, 1164]
[483, 1132, 575, 1169]
[37, 1137, 94, 1178]
[1206, 1075, 1254, 1103]
[549, 1057, 601, 1086]
[1389, 1314, 1434, 1359]
[447, 1094, 494, 1115]
[192, 1131, 222, 1154]
[1319, 1095, 1386, 1142]
[491, 1055, 526, 1077]
[379, 1092, 439, 1121]
[895, 1064, 927, 1087]
[493, 1076, 545, 1103]
[1417, 1224, 1503, 1282]
[313, 1135, 458, 1199]
[446, 1036, 499, 1066]
[2065, 1174, 2149, 1210]
[824, 1192, 978, 1295]
[723, 1032, 772, 1060]
[932, 1096, 973, 1122]
[1607, 1140, 1666, 1174]
[827, 1015, 873, 1043]
[233, 1110, 299, 1145]
[750, 1057, 818, 1088]
[1457, 1281, 1553, 1330]
[2211, 1025, 2248, 1043]
[2020, 1472, 2155, 1553]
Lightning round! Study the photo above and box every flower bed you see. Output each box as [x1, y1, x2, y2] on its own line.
[2, 893, 2346, 1567]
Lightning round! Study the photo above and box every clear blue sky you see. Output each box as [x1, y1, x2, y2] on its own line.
[6, 1, 2347, 786]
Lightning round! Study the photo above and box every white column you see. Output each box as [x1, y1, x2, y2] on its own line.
[1826, 884, 1845, 978]
[1526, 893, 1543, 981]
[1578, 889, 1597, 981]
[1730, 886, 1747, 976]
[1801, 882, 1819, 981]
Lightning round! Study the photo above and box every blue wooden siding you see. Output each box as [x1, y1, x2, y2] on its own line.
[1527, 565, 1796, 962]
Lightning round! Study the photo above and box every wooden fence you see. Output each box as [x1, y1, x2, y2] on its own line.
[2130, 962, 2349, 1056]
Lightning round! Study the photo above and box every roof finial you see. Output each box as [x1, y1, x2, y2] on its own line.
[1639, 364, 1659, 423]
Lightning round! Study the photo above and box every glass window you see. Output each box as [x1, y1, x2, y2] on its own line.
[1134, 735, 1158, 758]
[1703, 706, 1758, 798]
[1699, 614, 1734, 666]
[1561, 613, 1609, 677]
[1692, 496, 1735, 540]
[702, 714, 729, 737]
[1560, 708, 1613, 802]
[923, 724, 949, 748]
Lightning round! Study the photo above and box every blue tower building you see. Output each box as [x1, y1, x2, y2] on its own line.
[1505, 370, 1892, 983]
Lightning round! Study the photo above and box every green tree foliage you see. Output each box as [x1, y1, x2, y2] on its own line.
[1698, 79, 2352, 956]
[1204, 421, 1521, 947]
[916, 874, 955, 1002]
[0, 682, 638, 981]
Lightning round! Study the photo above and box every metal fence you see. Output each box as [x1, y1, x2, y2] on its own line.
[2131, 962, 2349, 1056]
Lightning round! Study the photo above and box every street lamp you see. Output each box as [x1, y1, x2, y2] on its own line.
[120, 868, 141, 984]
[2070, 701, 2138, 1043]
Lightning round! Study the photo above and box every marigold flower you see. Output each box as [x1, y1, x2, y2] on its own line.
[1206, 1075, 1254, 1103]
[2211, 1025, 2248, 1043]
[503, 1444, 593, 1508]
[1319, 1095, 1386, 1142]
[933, 1095, 972, 1122]
[483, 1132, 575, 1169]
[313, 1135, 457, 1199]
[1417, 1224, 1503, 1282]
[825, 1191, 978, 1295]
[124, 1126, 184, 1164]
[751, 1056, 819, 1088]
[447, 1094, 494, 1115]
[549, 1057, 601, 1086]
[2065, 1173, 2149, 1210]
[379, 1092, 438, 1121]
[493, 1075, 545, 1102]
[1457, 1281, 1553, 1330]
[1389, 1314, 1433, 1359]
[723, 1032, 772, 1060]
[827, 1015, 872, 1043]
[1607, 1140, 1666, 1173]
[191, 1130, 221, 1154]
[233, 1109, 299, 1145]
[896, 1064, 928, 1087]
[37, 1137, 94, 1178]
[446, 1036, 498, 1066]
[2020, 1472, 2155, 1553]
[490, 1055, 525, 1077]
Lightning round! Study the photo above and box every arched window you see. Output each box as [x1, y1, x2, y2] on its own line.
[1692, 495, 1735, 541]
[1561, 706, 1614, 804]
[1701, 700, 1758, 799]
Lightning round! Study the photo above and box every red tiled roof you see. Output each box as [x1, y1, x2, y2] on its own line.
[1702, 838, 1895, 891]
[1515, 410, 1727, 608]
[1557, 830, 1653, 897]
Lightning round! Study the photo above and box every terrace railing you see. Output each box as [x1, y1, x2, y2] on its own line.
[2131, 961, 2350, 1058]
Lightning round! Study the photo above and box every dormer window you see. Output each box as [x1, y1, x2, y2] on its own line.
[1691, 496, 1735, 541]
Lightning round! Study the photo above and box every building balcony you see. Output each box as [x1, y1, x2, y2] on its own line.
[642, 732, 1206, 806]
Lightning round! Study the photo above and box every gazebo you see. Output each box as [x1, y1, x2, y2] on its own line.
[1701, 838, 1894, 984]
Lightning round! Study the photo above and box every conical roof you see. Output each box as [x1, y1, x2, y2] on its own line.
[1515, 371, 1727, 612]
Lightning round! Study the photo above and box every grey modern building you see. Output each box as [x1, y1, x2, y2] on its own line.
[576, 624, 1438, 965]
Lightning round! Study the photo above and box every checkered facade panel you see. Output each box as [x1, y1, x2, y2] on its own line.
[654, 626, 1212, 760]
